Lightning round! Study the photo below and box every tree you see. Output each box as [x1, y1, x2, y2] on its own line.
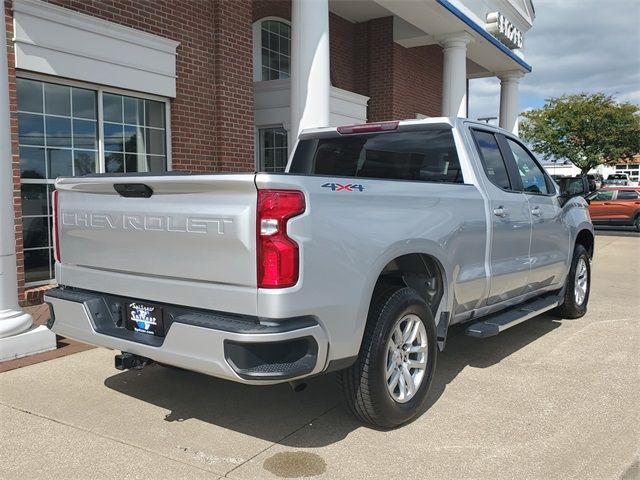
[520, 93, 640, 175]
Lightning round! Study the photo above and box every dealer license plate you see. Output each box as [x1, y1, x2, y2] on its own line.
[125, 301, 164, 337]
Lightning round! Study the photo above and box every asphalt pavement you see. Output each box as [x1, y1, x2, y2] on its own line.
[1, 235, 638, 480]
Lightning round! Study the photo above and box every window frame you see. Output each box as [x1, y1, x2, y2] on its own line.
[17, 72, 173, 172]
[16, 72, 172, 287]
[500, 134, 556, 197]
[252, 16, 292, 83]
[470, 128, 522, 194]
[257, 124, 289, 172]
[288, 128, 467, 185]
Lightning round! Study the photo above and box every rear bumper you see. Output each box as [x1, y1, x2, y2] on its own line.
[44, 287, 329, 384]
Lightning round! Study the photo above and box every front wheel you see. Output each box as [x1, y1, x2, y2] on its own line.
[337, 286, 437, 428]
[553, 244, 591, 319]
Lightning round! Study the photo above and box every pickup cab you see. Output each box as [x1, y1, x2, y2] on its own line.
[45, 118, 594, 427]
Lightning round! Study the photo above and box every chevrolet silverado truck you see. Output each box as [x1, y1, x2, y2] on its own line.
[45, 118, 594, 428]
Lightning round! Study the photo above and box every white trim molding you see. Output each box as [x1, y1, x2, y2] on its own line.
[12, 0, 180, 97]
[254, 79, 369, 156]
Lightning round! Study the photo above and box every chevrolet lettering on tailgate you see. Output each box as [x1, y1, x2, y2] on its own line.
[61, 211, 233, 234]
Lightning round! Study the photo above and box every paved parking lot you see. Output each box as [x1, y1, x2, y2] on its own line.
[1, 235, 638, 480]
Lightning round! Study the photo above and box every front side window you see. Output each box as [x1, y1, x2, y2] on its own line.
[260, 20, 291, 80]
[290, 129, 463, 183]
[588, 190, 614, 201]
[16, 78, 168, 284]
[472, 130, 511, 190]
[259, 127, 288, 172]
[506, 138, 550, 195]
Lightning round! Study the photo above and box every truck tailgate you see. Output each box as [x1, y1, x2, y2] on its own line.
[55, 174, 258, 308]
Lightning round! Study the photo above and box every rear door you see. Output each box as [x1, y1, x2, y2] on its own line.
[609, 189, 640, 221]
[471, 129, 531, 305]
[502, 136, 570, 290]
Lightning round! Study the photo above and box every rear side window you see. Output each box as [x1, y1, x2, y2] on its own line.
[471, 130, 511, 190]
[289, 129, 463, 183]
[617, 190, 639, 199]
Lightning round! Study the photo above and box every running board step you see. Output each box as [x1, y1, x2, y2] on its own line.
[464, 295, 562, 338]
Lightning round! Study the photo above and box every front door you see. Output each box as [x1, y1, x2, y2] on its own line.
[504, 137, 571, 290]
[587, 189, 616, 223]
[471, 130, 532, 305]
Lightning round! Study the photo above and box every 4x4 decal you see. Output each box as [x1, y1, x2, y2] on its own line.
[321, 182, 365, 192]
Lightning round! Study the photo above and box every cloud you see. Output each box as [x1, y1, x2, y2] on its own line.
[468, 77, 500, 120]
[469, 0, 640, 119]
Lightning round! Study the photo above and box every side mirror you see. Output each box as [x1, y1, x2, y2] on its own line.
[558, 177, 588, 197]
[557, 177, 589, 206]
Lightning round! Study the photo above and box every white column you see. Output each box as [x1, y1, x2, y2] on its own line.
[439, 32, 473, 118]
[498, 70, 524, 134]
[0, 15, 55, 360]
[290, 0, 330, 143]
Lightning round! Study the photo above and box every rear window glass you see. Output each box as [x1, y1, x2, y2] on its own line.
[289, 129, 463, 183]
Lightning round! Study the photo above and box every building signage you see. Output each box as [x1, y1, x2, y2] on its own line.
[486, 12, 523, 49]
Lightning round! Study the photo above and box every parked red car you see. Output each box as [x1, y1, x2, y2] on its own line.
[587, 188, 640, 231]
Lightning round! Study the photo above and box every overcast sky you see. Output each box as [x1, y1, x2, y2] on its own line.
[468, 0, 640, 121]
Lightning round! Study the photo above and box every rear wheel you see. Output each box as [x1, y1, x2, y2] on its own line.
[634, 214, 640, 232]
[554, 244, 591, 319]
[337, 286, 437, 428]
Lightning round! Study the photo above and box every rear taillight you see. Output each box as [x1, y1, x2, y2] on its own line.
[52, 189, 60, 262]
[257, 190, 305, 288]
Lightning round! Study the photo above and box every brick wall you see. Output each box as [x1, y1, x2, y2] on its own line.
[4, 1, 24, 303]
[253, 0, 290, 21]
[393, 45, 443, 119]
[354, 16, 443, 121]
[355, 17, 395, 122]
[329, 13, 356, 92]
[212, 0, 255, 171]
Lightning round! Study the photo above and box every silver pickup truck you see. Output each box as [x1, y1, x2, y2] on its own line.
[45, 118, 594, 428]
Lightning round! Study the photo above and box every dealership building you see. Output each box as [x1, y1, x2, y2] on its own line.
[0, 0, 535, 358]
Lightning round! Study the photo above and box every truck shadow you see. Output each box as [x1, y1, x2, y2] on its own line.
[103, 314, 562, 447]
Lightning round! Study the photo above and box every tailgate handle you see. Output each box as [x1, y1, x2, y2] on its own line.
[114, 183, 154, 198]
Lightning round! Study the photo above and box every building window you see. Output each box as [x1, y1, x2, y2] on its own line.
[16, 77, 169, 285]
[260, 19, 291, 80]
[259, 127, 288, 172]
[103, 92, 167, 173]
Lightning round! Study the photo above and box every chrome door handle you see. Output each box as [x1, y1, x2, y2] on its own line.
[493, 206, 509, 217]
[531, 206, 542, 217]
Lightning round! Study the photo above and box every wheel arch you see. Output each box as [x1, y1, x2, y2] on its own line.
[356, 244, 453, 354]
[575, 228, 595, 259]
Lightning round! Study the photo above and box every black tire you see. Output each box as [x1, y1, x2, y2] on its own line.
[553, 244, 591, 319]
[634, 214, 640, 232]
[337, 285, 437, 428]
